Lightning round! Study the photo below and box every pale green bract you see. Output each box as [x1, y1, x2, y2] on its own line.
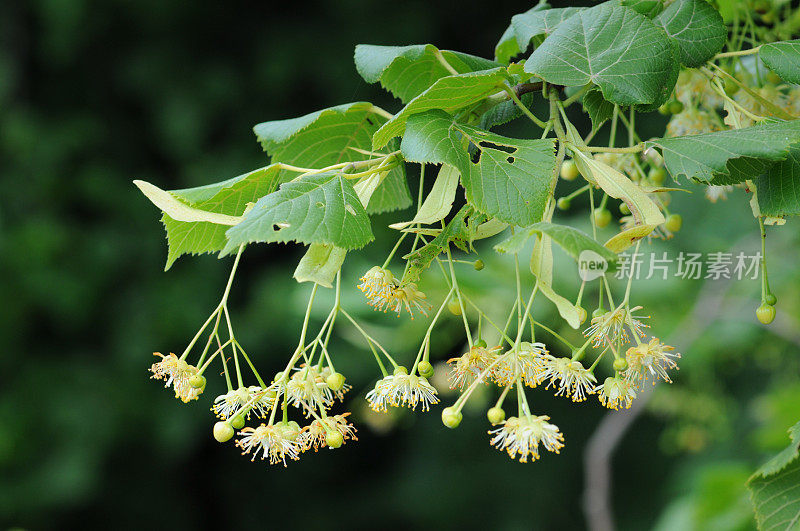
[524, 3, 678, 107]
[222, 172, 373, 254]
[495, 222, 618, 269]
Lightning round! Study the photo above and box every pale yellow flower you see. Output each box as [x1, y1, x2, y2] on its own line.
[489, 415, 564, 463]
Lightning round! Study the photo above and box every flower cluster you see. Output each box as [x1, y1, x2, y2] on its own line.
[366, 371, 440, 412]
[358, 266, 431, 318]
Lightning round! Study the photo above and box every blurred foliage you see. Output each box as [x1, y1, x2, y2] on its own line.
[1, 0, 799, 529]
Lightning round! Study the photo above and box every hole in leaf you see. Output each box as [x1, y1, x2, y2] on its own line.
[507, 156, 515, 164]
[479, 141, 516, 154]
[272, 222, 290, 231]
[316, 201, 324, 208]
[366, 118, 374, 126]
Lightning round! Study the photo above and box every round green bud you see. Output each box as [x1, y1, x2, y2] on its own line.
[658, 103, 671, 115]
[764, 293, 777, 306]
[664, 214, 682, 233]
[576, 305, 587, 325]
[230, 414, 245, 430]
[273, 371, 285, 383]
[418, 361, 434, 378]
[557, 197, 571, 210]
[326, 430, 344, 448]
[668, 100, 684, 115]
[592, 308, 607, 319]
[593, 208, 612, 228]
[474, 259, 485, 271]
[756, 303, 776, 324]
[393, 366, 408, 376]
[613, 358, 629, 372]
[475, 339, 487, 348]
[213, 421, 234, 443]
[447, 298, 463, 316]
[619, 202, 631, 215]
[560, 160, 579, 181]
[326, 372, 346, 392]
[649, 167, 667, 185]
[487, 406, 505, 425]
[189, 373, 206, 389]
[441, 406, 463, 429]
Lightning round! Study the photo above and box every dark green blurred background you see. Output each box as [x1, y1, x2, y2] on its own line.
[2, 1, 799, 529]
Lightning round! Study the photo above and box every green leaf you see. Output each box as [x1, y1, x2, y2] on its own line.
[511, 7, 584, 51]
[524, 3, 678, 107]
[755, 144, 800, 217]
[354, 44, 499, 104]
[654, 0, 726, 68]
[400, 110, 557, 226]
[223, 172, 373, 254]
[582, 88, 616, 132]
[620, 0, 664, 18]
[478, 92, 536, 131]
[747, 421, 800, 531]
[372, 68, 510, 150]
[404, 205, 471, 283]
[254, 102, 411, 213]
[139, 166, 284, 269]
[647, 120, 800, 185]
[760, 40, 800, 85]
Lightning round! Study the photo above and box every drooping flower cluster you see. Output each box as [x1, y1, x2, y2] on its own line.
[149, 352, 204, 403]
[489, 415, 565, 463]
[624, 338, 681, 388]
[358, 266, 431, 318]
[366, 372, 440, 412]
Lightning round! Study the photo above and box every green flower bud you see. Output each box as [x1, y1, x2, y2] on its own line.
[441, 406, 463, 429]
[235, 387, 250, 403]
[592, 308, 607, 319]
[326, 430, 344, 448]
[326, 372, 346, 392]
[418, 361, 434, 378]
[619, 202, 631, 215]
[756, 303, 776, 324]
[213, 421, 234, 443]
[487, 406, 505, 425]
[668, 100, 684, 114]
[613, 358, 629, 372]
[189, 374, 206, 389]
[474, 259, 485, 271]
[593, 208, 611, 228]
[764, 293, 777, 306]
[664, 214, 682, 233]
[649, 167, 667, 185]
[560, 160, 579, 181]
[230, 414, 245, 430]
[447, 298, 463, 316]
[393, 366, 408, 376]
[557, 197, 571, 210]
